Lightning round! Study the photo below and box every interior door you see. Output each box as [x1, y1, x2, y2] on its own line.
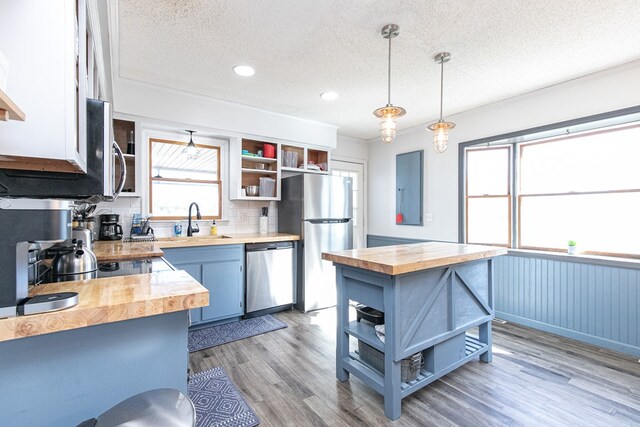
[332, 160, 365, 249]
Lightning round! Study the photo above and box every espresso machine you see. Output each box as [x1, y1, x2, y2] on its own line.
[0, 198, 78, 318]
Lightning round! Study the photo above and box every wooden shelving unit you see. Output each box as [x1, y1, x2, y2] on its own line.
[0, 88, 25, 121]
[113, 118, 138, 196]
[230, 138, 332, 200]
[281, 144, 330, 175]
[231, 139, 280, 200]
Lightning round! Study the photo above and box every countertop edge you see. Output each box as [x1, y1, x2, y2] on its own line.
[0, 273, 210, 343]
[156, 233, 300, 249]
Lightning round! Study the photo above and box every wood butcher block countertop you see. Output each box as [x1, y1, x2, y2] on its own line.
[322, 242, 507, 275]
[92, 233, 299, 260]
[155, 232, 300, 249]
[93, 241, 165, 261]
[0, 270, 208, 342]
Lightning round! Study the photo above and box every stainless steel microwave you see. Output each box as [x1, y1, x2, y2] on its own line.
[0, 99, 126, 202]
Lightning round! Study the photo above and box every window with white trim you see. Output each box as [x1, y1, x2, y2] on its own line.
[464, 121, 640, 258]
[149, 138, 222, 219]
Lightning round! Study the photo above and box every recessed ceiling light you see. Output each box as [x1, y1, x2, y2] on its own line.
[233, 65, 255, 77]
[320, 91, 339, 101]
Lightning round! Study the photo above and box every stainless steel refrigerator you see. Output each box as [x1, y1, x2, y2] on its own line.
[279, 174, 353, 312]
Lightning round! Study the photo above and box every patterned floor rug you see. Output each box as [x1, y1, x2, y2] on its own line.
[189, 367, 260, 427]
[188, 314, 287, 352]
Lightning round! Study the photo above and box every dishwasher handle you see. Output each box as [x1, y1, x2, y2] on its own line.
[246, 241, 294, 252]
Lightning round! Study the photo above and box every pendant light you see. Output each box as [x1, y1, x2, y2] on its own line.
[184, 130, 200, 159]
[427, 52, 455, 153]
[373, 24, 406, 144]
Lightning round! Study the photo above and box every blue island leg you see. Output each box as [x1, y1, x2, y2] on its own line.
[335, 266, 349, 381]
[480, 258, 494, 363]
[383, 280, 402, 420]
[479, 321, 492, 363]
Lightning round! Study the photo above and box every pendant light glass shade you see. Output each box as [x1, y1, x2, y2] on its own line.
[428, 120, 455, 153]
[380, 117, 397, 143]
[375, 105, 405, 144]
[373, 24, 405, 144]
[184, 130, 201, 159]
[428, 52, 455, 153]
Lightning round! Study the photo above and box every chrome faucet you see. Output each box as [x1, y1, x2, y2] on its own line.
[187, 202, 201, 237]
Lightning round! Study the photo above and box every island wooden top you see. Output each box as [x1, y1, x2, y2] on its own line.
[322, 242, 507, 275]
[0, 270, 208, 342]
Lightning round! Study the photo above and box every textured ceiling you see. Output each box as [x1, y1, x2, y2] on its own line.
[116, 0, 640, 139]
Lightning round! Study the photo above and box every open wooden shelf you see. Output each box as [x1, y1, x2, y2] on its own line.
[241, 155, 277, 163]
[282, 166, 328, 175]
[241, 168, 278, 175]
[0, 88, 26, 121]
[113, 118, 137, 195]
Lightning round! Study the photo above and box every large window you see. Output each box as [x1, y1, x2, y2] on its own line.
[464, 122, 640, 258]
[465, 147, 511, 246]
[149, 138, 222, 219]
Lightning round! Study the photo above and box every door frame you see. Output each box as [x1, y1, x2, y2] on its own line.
[331, 156, 367, 248]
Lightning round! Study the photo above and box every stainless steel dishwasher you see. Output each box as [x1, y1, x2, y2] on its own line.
[245, 241, 294, 315]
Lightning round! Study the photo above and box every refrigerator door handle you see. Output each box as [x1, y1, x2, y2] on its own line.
[306, 218, 351, 224]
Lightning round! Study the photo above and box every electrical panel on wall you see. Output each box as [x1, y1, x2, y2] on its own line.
[396, 150, 423, 226]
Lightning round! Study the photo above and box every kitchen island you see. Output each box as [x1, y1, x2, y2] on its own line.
[322, 242, 507, 420]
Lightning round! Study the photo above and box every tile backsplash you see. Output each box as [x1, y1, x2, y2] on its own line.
[95, 197, 278, 238]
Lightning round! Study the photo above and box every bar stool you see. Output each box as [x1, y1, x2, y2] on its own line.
[78, 388, 195, 427]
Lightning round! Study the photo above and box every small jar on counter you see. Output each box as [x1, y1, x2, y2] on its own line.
[174, 222, 183, 237]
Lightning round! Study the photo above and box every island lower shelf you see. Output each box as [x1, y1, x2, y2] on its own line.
[344, 331, 488, 399]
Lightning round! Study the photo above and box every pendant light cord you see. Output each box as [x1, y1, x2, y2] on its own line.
[439, 58, 444, 121]
[387, 35, 392, 106]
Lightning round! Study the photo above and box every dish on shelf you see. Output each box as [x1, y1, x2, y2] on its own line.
[244, 185, 260, 196]
[301, 163, 322, 171]
[283, 151, 299, 168]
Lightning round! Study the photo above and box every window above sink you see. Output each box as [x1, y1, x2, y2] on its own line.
[149, 138, 222, 219]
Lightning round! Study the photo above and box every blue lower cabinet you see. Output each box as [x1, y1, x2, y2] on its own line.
[163, 245, 244, 325]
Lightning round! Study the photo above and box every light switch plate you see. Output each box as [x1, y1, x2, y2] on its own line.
[425, 212, 434, 222]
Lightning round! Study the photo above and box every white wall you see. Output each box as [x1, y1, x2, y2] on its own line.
[368, 60, 640, 242]
[113, 79, 338, 149]
[333, 135, 368, 162]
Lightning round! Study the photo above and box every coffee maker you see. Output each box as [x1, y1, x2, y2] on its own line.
[99, 213, 123, 240]
[0, 199, 78, 318]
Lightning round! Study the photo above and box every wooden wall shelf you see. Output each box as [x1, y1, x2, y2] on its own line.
[0, 88, 25, 121]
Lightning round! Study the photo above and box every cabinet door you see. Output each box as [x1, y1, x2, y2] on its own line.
[201, 260, 243, 322]
[0, 0, 87, 173]
[163, 245, 245, 325]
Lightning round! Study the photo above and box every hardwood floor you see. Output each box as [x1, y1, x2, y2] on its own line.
[189, 308, 640, 426]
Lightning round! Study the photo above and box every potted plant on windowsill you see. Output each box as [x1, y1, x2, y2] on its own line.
[567, 240, 577, 255]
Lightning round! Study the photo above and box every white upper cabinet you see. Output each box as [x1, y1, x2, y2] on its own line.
[0, 0, 88, 173]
